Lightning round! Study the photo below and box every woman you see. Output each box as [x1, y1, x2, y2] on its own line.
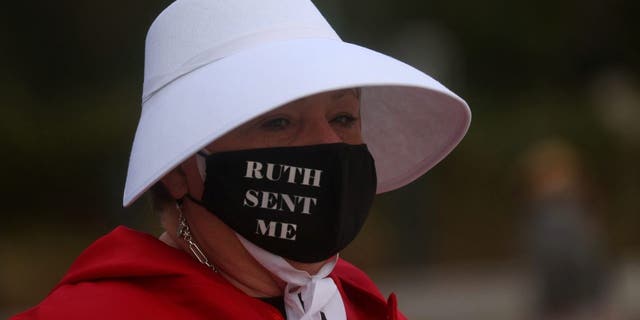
[13, 0, 470, 319]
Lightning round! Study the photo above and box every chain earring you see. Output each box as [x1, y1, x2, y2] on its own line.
[176, 201, 218, 273]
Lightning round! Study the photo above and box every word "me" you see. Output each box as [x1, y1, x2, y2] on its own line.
[256, 219, 297, 240]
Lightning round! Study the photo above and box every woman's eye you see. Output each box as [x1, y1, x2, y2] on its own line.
[261, 117, 290, 130]
[331, 114, 358, 127]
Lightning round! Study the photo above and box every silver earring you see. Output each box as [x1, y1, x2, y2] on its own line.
[176, 201, 218, 273]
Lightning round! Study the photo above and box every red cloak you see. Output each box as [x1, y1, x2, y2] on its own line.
[12, 226, 405, 320]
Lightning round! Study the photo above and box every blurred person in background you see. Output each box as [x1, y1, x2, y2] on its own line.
[11, 0, 470, 319]
[520, 139, 611, 320]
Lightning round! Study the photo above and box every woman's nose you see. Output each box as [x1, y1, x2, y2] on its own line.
[296, 118, 342, 145]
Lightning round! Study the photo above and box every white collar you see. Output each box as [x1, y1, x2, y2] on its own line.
[236, 234, 346, 320]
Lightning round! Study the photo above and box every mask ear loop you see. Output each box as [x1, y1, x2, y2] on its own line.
[176, 199, 218, 273]
[196, 149, 211, 182]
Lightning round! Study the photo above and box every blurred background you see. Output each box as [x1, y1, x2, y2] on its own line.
[1, 0, 638, 319]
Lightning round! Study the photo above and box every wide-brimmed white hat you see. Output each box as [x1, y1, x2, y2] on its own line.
[123, 0, 471, 206]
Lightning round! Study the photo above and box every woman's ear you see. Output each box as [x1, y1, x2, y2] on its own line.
[160, 156, 205, 200]
[180, 156, 206, 199]
[160, 167, 189, 200]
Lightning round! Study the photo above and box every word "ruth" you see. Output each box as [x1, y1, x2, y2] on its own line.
[245, 161, 322, 187]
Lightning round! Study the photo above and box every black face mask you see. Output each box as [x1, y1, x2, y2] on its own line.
[190, 143, 377, 263]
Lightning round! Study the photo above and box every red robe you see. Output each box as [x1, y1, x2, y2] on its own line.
[12, 226, 405, 320]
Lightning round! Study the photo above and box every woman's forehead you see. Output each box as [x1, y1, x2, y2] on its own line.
[275, 88, 360, 112]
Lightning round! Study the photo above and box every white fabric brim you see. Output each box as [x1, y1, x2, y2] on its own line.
[124, 38, 471, 206]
